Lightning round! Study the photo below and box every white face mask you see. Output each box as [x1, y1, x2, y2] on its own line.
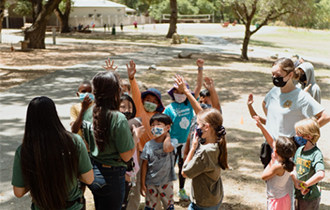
[151, 126, 165, 137]
[173, 93, 187, 103]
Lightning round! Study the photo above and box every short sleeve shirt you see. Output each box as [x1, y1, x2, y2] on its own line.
[293, 146, 324, 201]
[12, 134, 92, 210]
[82, 111, 134, 167]
[264, 87, 324, 139]
[140, 138, 178, 185]
[164, 101, 194, 144]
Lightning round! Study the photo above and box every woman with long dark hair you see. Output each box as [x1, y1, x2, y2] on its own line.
[82, 71, 144, 210]
[12, 96, 94, 210]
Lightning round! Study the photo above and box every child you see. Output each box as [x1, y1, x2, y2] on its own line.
[291, 118, 325, 210]
[140, 113, 177, 210]
[182, 108, 228, 210]
[119, 94, 143, 210]
[126, 60, 165, 210]
[255, 116, 296, 210]
[70, 80, 94, 140]
[164, 59, 204, 201]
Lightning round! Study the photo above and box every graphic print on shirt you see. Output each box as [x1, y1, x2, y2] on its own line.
[175, 107, 191, 129]
[296, 156, 311, 177]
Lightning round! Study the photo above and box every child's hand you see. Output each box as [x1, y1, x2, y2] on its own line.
[304, 84, 312, 92]
[81, 95, 92, 111]
[140, 185, 147, 197]
[253, 116, 262, 129]
[133, 124, 145, 140]
[247, 94, 254, 106]
[102, 58, 118, 71]
[203, 77, 214, 90]
[196, 58, 204, 68]
[191, 132, 199, 150]
[301, 187, 310, 195]
[173, 74, 187, 93]
[126, 60, 136, 80]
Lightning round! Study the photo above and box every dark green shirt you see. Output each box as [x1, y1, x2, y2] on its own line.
[82, 111, 134, 167]
[294, 145, 324, 201]
[11, 134, 92, 210]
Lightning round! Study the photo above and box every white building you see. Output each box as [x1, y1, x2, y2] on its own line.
[70, 0, 141, 27]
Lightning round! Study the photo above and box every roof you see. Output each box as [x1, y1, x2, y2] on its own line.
[73, 0, 136, 12]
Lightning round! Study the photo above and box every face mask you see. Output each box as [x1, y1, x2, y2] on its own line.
[173, 93, 187, 103]
[123, 92, 129, 95]
[143, 101, 157, 112]
[299, 73, 307, 83]
[272, 76, 287, 87]
[196, 127, 204, 138]
[151, 127, 165, 137]
[79, 93, 94, 102]
[294, 136, 308, 146]
[122, 112, 134, 120]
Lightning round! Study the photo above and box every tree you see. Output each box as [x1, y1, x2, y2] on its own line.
[166, 0, 177, 38]
[228, 0, 314, 60]
[0, 0, 5, 33]
[54, 0, 72, 33]
[24, 0, 62, 49]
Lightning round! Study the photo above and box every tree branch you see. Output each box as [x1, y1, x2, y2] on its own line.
[234, 2, 246, 25]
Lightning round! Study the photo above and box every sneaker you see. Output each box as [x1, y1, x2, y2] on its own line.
[178, 188, 189, 201]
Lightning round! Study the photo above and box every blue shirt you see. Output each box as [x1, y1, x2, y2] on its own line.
[164, 101, 194, 144]
[140, 138, 178, 185]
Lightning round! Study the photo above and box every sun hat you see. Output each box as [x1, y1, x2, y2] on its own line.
[141, 88, 165, 112]
[167, 82, 193, 101]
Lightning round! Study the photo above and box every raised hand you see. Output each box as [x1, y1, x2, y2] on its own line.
[133, 124, 145, 140]
[173, 74, 187, 93]
[126, 60, 136, 80]
[102, 58, 118, 71]
[203, 77, 214, 90]
[247, 93, 254, 106]
[253, 115, 262, 129]
[196, 58, 204, 68]
[81, 95, 92, 111]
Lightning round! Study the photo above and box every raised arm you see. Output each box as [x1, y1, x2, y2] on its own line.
[163, 132, 174, 153]
[126, 60, 143, 110]
[193, 59, 204, 99]
[315, 111, 330, 127]
[247, 94, 266, 125]
[174, 75, 202, 114]
[203, 77, 221, 111]
[253, 116, 274, 148]
[71, 96, 92, 133]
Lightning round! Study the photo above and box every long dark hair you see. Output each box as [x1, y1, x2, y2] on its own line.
[275, 136, 296, 172]
[198, 108, 229, 170]
[20, 96, 78, 209]
[92, 71, 122, 151]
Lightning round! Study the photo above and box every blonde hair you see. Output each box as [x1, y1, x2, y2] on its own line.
[197, 108, 228, 170]
[294, 118, 320, 144]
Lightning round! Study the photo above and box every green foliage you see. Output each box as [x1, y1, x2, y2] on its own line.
[13, 0, 31, 17]
[58, 0, 74, 14]
[196, 0, 216, 14]
[178, 0, 199, 14]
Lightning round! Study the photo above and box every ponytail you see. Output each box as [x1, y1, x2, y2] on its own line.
[216, 126, 228, 170]
[282, 158, 294, 172]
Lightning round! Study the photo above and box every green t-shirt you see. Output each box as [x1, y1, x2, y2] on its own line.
[82, 110, 134, 167]
[11, 134, 92, 210]
[294, 145, 324, 201]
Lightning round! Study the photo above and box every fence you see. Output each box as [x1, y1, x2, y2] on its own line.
[69, 15, 154, 28]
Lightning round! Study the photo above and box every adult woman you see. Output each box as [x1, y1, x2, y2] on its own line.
[12, 96, 94, 210]
[263, 58, 329, 141]
[82, 71, 144, 210]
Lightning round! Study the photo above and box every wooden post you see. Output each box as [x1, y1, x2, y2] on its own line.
[52, 27, 56, 45]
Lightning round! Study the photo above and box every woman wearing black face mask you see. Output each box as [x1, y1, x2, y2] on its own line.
[261, 58, 330, 209]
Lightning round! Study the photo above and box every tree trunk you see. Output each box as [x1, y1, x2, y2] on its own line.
[241, 18, 252, 60]
[31, 0, 43, 24]
[166, 0, 177, 38]
[0, 0, 5, 33]
[54, 0, 71, 33]
[25, 0, 62, 49]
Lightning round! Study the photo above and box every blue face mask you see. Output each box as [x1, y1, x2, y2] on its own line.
[151, 127, 165, 137]
[294, 136, 308, 146]
[79, 93, 94, 102]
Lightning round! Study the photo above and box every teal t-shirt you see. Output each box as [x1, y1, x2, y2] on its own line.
[164, 101, 194, 144]
[11, 134, 92, 210]
[82, 111, 134, 167]
[294, 145, 324, 201]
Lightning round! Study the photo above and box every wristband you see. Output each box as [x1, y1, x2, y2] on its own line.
[300, 182, 307, 189]
[198, 67, 203, 71]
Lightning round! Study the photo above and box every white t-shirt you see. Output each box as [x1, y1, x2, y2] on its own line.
[264, 87, 324, 139]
